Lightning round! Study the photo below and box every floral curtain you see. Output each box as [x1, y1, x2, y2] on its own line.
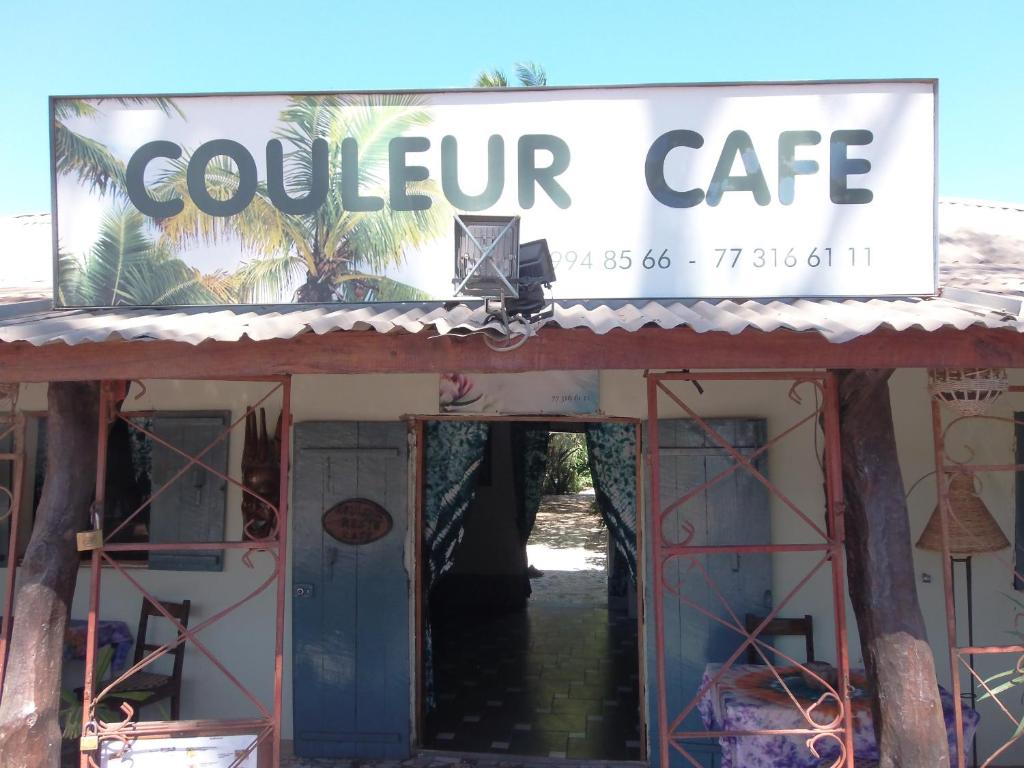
[511, 424, 550, 542]
[585, 422, 638, 579]
[424, 420, 490, 589]
[423, 419, 490, 707]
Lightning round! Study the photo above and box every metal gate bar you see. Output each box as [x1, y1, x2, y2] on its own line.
[646, 371, 853, 768]
[930, 386, 1024, 768]
[79, 377, 291, 768]
[0, 411, 25, 694]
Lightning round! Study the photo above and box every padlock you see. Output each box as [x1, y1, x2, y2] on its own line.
[80, 722, 99, 752]
[77, 529, 103, 552]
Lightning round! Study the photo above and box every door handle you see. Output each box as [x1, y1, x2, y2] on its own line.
[191, 466, 205, 505]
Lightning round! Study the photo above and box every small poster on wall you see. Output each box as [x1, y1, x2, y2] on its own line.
[439, 371, 599, 414]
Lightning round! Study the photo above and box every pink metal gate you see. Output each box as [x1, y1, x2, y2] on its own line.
[78, 376, 291, 767]
[0, 398, 25, 695]
[646, 371, 853, 768]
[930, 385, 1024, 768]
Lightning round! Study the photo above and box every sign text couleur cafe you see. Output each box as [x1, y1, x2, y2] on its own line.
[52, 81, 937, 306]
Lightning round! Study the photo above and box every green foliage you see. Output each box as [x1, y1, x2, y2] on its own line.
[979, 593, 1024, 739]
[514, 62, 548, 87]
[542, 432, 592, 495]
[60, 645, 153, 740]
[475, 68, 509, 87]
[475, 61, 547, 88]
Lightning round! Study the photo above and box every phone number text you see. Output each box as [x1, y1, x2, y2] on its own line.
[549, 247, 873, 271]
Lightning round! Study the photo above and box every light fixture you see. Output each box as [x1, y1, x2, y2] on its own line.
[452, 215, 556, 321]
[916, 472, 1010, 555]
[928, 368, 1008, 417]
[508, 239, 555, 317]
[0, 384, 17, 412]
[453, 215, 521, 300]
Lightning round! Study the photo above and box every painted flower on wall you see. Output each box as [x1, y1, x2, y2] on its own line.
[439, 373, 482, 411]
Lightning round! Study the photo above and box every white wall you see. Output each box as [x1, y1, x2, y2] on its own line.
[6, 369, 1022, 764]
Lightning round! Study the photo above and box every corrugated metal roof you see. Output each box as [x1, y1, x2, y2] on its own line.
[939, 198, 1024, 298]
[1, 199, 1022, 347]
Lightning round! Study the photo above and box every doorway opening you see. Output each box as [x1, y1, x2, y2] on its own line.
[419, 420, 643, 760]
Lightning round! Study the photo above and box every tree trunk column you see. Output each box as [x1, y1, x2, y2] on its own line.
[0, 382, 99, 768]
[837, 369, 949, 768]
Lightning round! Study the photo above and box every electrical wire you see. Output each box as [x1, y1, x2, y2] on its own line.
[430, 291, 557, 352]
[483, 322, 534, 352]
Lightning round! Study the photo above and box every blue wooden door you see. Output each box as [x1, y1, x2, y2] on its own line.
[645, 419, 772, 768]
[292, 422, 411, 759]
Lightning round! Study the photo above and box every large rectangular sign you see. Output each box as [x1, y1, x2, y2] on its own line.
[51, 81, 936, 307]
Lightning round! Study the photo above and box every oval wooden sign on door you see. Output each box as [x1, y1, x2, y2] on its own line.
[322, 498, 393, 545]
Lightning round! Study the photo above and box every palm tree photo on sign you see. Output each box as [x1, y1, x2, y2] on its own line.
[148, 95, 448, 304]
[54, 97, 183, 195]
[58, 207, 235, 306]
[55, 98, 237, 307]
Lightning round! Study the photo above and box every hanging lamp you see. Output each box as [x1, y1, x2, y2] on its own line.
[916, 472, 1009, 554]
[928, 368, 1008, 417]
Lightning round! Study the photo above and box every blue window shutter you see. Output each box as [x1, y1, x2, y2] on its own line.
[148, 411, 230, 572]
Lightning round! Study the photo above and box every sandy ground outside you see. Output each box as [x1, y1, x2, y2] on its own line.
[526, 493, 607, 610]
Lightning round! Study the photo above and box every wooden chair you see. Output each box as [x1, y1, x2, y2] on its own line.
[744, 613, 814, 665]
[112, 599, 191, 719]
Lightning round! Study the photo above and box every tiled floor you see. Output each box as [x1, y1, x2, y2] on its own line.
[423, 496, 641, 761]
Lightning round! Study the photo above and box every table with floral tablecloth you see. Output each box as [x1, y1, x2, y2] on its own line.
[64, 619, 134, 672]
[697, 663, 979, 768]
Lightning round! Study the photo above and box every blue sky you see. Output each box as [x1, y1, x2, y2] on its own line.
[1, 0, 1021, 215]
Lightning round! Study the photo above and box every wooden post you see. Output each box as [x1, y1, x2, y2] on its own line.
[836, 369, 950, 768]
[0, 382, 99, 768]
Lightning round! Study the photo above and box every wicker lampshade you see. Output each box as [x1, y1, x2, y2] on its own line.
[917, 473, 1010, 555]
[928, 368, 1008, 417]
[0, 383, 17, 411]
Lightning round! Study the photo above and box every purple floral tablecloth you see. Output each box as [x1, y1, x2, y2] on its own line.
[698, 663, 979, 768]
[64, 619, 134, 672]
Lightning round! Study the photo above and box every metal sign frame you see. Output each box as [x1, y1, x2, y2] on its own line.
[77, 376, 291, 768]
[50, 79, 939, 309]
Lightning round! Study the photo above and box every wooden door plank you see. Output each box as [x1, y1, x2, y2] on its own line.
[292, 421, 410, 759]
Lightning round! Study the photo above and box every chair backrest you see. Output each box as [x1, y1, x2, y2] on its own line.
[744, 613, 814, 664]
[134, 598, 191, 682]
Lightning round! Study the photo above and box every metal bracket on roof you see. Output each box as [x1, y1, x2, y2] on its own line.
[941, 287, 1023, 317]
